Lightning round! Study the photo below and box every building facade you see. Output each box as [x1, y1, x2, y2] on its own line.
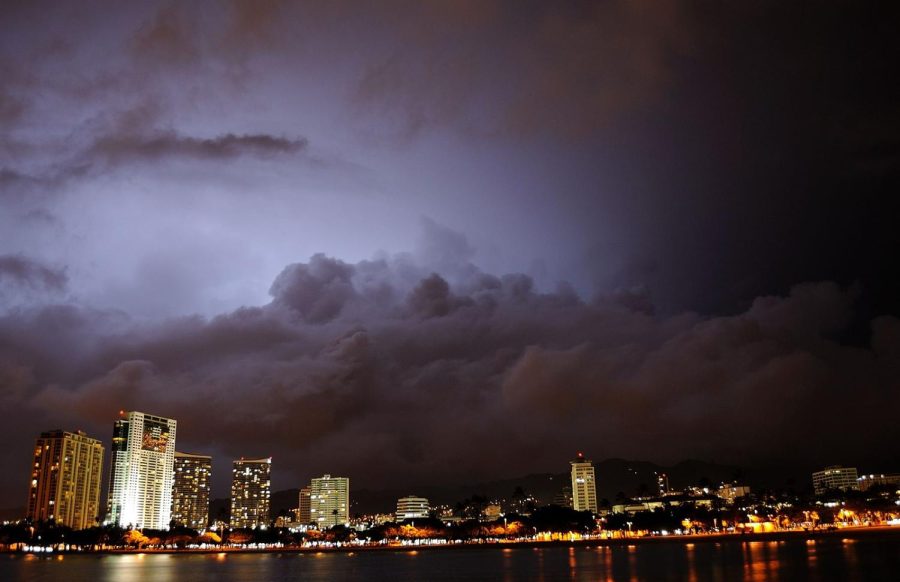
[171, 451, 212, 530]
[553, 485, 573, 508]
[395, 495, 430, 520]
[27, 430, 104, 530]
[717, 484, 751, 503]
[570, 453, 598, 513]
[230, 457, 271, 528]
[309, 474, 349, 527]
[656, 472, 670, 496]
[107, 411, 177, 529]
[812, 466, 860, 495]
[857, 473, 900, 492]
[297, 487, 311, 525]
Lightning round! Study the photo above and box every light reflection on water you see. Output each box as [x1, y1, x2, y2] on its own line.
[2, 536, 899, 581]
[685, 542, 697, 582]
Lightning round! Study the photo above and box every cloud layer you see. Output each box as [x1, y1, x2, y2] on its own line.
[1, 226, 898, 500]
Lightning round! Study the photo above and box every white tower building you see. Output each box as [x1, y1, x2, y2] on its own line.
[107, 410, 177, 529]
[570, 452, 598, 513]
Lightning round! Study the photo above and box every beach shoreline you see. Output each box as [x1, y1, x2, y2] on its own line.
[5, 525, 899, 556]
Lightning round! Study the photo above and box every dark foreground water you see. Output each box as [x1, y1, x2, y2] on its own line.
[3, 536, 900, 581]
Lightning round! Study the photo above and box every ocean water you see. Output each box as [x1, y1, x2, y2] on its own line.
[3, 536, 899, 581]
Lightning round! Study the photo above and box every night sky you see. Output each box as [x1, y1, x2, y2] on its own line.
[2, 1, 899, 504]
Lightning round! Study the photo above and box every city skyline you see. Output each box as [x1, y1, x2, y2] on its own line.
[15, 411, 900, 531]
[1, 0, 899, 516]
[2, 5, 899, 579]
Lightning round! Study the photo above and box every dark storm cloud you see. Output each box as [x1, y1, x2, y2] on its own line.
[0, 255, 67, 292]
[407, 273, 461, 319]
[0, 163, 91, 202]
[0, 169, 30, 192]
[2, 225, 898, 500]
[348, 0, 693, 139]
[0, 55, 35, 126]
[89, 131, 308, 165]
[59, 0, 695, 139]
[0, 95, 310, 215]
[0, 91, 26, 125]
[270, 254, 358, 324]
[131, 5, 200, 65]
[76, 99, 309, 169]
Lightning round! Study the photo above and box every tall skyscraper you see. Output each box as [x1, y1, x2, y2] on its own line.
[171, 451, 212, 530]
[309, 474, 349, 527]
[27, 430, 104, 530]
[106, 411, 177, 530]
[230, 457, 271, 528]
[570, 452, 598, 513]
[297, 487, 311, 525]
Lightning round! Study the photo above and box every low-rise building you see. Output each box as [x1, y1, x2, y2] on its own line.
[483, 504, 502, 521]
[611, 495, 716, 515]
[717, 484, 751, 503]
[857, 473, 900, 492]
[395, 496, 430, 520]
[812, 466, 859, 495]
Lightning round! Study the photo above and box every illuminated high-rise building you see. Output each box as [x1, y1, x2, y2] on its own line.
[297, 487, 311, 525]
[27, 430, 104, 530]
[309, 474, 349, 527]
[171, 451, 211, 530]
[570, 452, 598, 513]
[230, 457, 271, 528]
[395, 496, 429, 520]
[106, 411, 177, 529]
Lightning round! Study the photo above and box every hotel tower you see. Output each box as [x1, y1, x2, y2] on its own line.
[230, 457, 272, 528]
[309, 474, 350, 527]
[107, 411, 177, 529]
[570, 452, 598, 513]
[27, 430, 104, 530]
[171, 451, 212, 530]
